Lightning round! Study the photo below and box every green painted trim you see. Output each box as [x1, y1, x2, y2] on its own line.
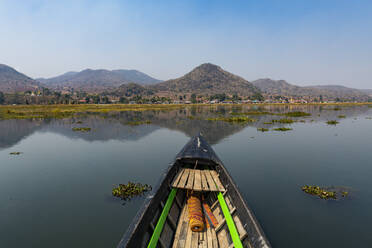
[217, 192, 243, 248]
[147, 188, 177, 248]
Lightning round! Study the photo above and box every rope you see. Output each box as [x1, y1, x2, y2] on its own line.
[187, 192, 204, 232]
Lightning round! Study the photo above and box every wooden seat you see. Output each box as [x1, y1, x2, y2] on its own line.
[172, 169, 226, 192]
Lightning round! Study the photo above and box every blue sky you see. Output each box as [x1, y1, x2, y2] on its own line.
[1, 0, 371, 88]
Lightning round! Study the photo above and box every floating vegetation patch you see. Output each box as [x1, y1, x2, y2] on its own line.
[187, 116, 198, 120]
[76, 121, 83, 124]
[257, 128, 269, 132]
[283, 111, 311, 117]
[273, 127, 292, 131]
[263, 122, 273, 124]
[127, 120, 152, 126]
[0, 104, 187, 120]
[72, 127, 91, 132]
[333, 107, 342, 111]
[302, 185, 336, 199]
[231, 111, 274, 116]
[338, 115, 346, 118]
[9, 152, 22, 155]
[112, 182, 152, 201]
[326, 120, 339, 125]
[207, 116, 257, 123]
[302, 185, 349, 200]
[272, 118, 295, 124]
[366, 117, 372, 120]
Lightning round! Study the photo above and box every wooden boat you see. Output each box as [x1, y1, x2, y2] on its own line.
[117, 133, 271, 248]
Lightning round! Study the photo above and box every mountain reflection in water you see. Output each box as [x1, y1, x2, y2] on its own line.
[0, 104, 371, 149]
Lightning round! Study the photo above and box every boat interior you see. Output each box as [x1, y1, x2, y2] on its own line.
[119, 135, 270, 248]
[157, 158, 249, 248]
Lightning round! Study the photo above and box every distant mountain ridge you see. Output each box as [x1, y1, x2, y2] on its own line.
[37, 68, 161, 92]
[361, 89, 372, 96]
[0, 63, 371, 102]
[151, 63, 260, 96]
[253, 78, 370, 101]
[0, 64, 40, 93]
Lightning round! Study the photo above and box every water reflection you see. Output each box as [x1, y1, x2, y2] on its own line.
[1, 104, 372, 248]
[0, 104, 371, 149]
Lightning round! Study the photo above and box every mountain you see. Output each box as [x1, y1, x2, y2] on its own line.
[111, 70, 161, 85]
[37, 69, 161, 92]
[114, 83, 155, 97]
[358, 89, 372, 97]
[36, 71, 78, 84]
[0, 64, 40, 93]
[307, 85, 369, 99]
[151, 63, 260, 96]
[253, 78, 370, 101]
[252, 78, 311, 96]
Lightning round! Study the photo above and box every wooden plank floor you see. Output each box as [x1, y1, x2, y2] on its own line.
[172, 192, 249, 248]
[172, 203, 223, 248]
[172, 169, 225, 192]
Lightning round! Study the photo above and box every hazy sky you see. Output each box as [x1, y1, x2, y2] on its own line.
[1, 0, 371, 88]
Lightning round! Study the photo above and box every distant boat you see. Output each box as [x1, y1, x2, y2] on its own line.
[117, 133, 271, 248]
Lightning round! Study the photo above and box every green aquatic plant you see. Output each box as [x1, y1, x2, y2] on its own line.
[257, 128, 269, 132]
[263, 122, 273, 124]
[72, 127, 91, 132]
[127, 120, 152, 126]
[273, 127, 292, 131]
[207, 116, 257, 123]
[231, 111, 274, 116]
[9, 152, 22, 155]
[272, 118, 295, 124]
[326, 120, 339, 125]
[366, 117, 372, 120]
[112, 182, 152, 201]
[302, 185, 337, 200]
[0, 104, 187, 120]
[187, 116, 198, 120]
[76, 120, 83, 124]
[338, 115, 346, 118]
[342, 191, 349, 197]
[283, 111, 311, 117]
[333, 106, 342, 111]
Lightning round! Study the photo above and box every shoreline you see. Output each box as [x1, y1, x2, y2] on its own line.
[1, 102, 371, 120]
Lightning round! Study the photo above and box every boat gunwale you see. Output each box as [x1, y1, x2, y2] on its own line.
[216, 162, 272, 248]
[116, 159, 178, 248]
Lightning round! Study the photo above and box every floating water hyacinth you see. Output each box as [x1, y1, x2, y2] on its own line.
[302, 185, 349, 200]
[283, 111, 311, 117]
[112, 182, 152, 201]
[9, 152, 22, 155]
[127, 120, 152, 126]
[207, 116, 257, 123]
[72, 127, 91, 132]
[271, 118, 295, 124]
[326, 120, 339, 125]
[273, 127, 292, 131]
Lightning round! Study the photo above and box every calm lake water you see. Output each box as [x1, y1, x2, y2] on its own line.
[1, 104, 372, 248]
